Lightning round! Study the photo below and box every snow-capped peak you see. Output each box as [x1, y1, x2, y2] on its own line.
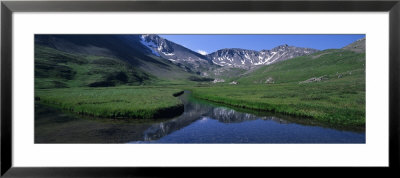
[207, 46, 319, 68]
[140, 35, 160, 56]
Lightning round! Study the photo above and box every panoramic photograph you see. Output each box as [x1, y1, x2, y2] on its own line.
[34, 34, 366, 143]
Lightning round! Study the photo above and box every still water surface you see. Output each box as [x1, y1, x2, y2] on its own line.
[35, 92, 365, 143]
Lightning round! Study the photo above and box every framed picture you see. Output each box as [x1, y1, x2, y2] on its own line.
[1, 0, 399, 176]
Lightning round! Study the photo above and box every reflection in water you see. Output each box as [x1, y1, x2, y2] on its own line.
[35, 91, 365, 143]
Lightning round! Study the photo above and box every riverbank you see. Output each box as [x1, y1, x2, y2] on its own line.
[35, 86, 184, 119]
[190, 79, 365, 127]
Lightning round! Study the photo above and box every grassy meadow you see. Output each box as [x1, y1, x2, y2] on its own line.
[190, 80, 365, 126]
[35, 86, 184, 119]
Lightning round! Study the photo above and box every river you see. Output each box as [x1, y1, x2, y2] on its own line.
[35, 91, 365, 143]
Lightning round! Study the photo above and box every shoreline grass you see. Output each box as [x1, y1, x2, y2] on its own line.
[190, 78, 365, 127]
[35, 86, 184, 119]
[188, 94, 365, 132]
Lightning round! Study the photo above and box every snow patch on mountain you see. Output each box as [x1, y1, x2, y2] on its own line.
[208, 45, 319, 68]
[140, 36, 160, 56]
[139, 34, 213, 75]
[197, 50, 208, 55]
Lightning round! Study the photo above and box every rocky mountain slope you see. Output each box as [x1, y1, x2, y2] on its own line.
[139, 34, 319, 70]
[207, 44, 319, 68]
[140, 35, 213, 74]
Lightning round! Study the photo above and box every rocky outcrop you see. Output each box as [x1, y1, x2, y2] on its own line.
[342, 37, 365, 53]
[299, 75, 328, 84]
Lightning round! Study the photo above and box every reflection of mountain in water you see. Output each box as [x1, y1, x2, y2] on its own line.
[142, 92, 292, 141]
[211, 107, 290, 124]
[142, 98, 211, 141]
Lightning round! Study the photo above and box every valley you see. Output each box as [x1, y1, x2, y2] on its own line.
[34, 34, 366, 143]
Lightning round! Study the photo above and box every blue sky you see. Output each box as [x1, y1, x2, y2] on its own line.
[159, 34, 365, 55]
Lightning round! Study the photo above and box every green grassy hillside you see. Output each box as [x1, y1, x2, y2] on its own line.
[190, 49, 366, 127]
[35, 46, 157, 89]
[35, 45, 201, 89]
[235, 49, 365, 84]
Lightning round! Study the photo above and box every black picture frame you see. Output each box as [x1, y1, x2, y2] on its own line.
[1, 0, 399, 177]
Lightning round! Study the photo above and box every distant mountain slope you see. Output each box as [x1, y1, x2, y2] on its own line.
[207, 45, 319, 68]
[236, 49, 365, 84]
[35, 35, 157, 65]
[35, 45, 155, 89]
[342, 37, 365, 53]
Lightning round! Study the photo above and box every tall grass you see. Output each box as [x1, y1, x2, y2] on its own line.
[190, 76, 365, 126]
[35, 86, 184, 119]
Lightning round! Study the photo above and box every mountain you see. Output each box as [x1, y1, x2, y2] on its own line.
[34, 35, 208, 89]
[35, 35, 205, 80]
[139, 34, 214, 74]
[35, 34, 363, 88]
[138, 35, 320, 71]
[207, 44, 319, 68]
[35, 35, 154, 65]
[36, 34, 319, 76]
[36, 34, 217, 75]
